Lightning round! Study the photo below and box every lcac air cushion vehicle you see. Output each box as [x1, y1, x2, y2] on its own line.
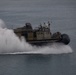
[14, 22, 70, 46]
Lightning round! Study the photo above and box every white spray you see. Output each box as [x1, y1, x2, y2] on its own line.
[0, 19, 73, 54]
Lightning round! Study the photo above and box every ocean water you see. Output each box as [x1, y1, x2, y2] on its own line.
[0, 0, 76, 75]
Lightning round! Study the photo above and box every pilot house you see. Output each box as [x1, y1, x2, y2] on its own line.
[14, 22, 52, 41]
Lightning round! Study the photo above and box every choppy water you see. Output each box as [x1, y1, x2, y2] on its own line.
[0, 0, 76, 75]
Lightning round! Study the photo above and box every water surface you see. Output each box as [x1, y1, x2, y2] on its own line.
[0, 0, 76, 75]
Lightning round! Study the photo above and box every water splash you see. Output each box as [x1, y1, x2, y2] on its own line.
[0, 19, 6, 28]
[0, 19, 73, 54]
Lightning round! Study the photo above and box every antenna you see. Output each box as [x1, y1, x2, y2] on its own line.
[48, 21, 50, 27]
[48, 21, 51, 31]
